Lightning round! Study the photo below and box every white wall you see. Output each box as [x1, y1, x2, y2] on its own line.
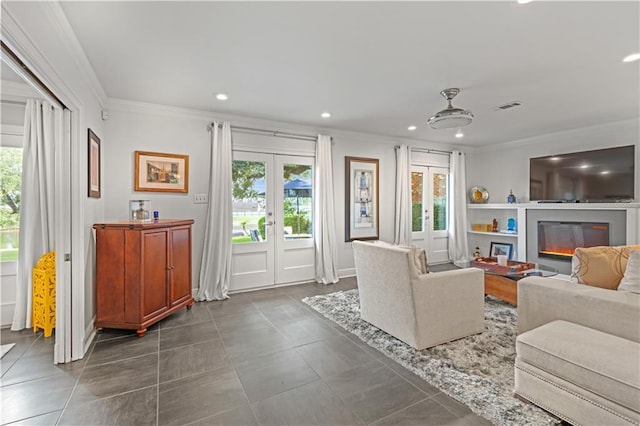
[103, 100, 460, 283]
[3, 2, 106, 353]
[466, 118, 640, 204]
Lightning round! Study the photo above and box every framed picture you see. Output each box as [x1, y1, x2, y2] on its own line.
[345, 156, 379, 241]
[134, 151, 189, 193]
[490, 242, 514, 259]
[88, 129, 101, 198]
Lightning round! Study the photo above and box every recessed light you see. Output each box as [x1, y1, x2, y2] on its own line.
[623, 53, 640, 63]
[408, 125, 417, 131]
[455, 131, 464, 138]
[321, 112, 331, 118]
[517, 0, 533, 4]
[216, 93, 228, 101]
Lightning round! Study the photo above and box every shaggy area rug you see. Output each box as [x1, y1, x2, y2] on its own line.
[302, 289, 559, 426]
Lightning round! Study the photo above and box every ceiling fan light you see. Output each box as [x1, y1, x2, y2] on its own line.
[427, 88, 474, 129]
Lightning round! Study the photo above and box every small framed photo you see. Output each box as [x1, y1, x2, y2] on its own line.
[134, 151, 189, 193]
[490, 242, 514, 259]
[88, 129, 101, 198]
[345, 156, 379, 241]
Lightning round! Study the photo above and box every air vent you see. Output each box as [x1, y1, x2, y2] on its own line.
[492, 101, 522, 111]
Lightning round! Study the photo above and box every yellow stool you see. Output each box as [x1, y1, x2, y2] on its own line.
[32, 251, 56, 337]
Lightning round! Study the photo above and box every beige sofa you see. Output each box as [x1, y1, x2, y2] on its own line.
[515, 247, 640, 425]
[352, 240, 485, 350]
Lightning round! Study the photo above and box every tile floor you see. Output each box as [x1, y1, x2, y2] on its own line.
[1, 270, 492, 425]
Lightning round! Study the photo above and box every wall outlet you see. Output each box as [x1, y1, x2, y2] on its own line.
[194, 194, 208, 204]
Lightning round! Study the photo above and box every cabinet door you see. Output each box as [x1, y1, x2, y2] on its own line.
[170, 226, 192, 306]
[142, 230, 169, 319]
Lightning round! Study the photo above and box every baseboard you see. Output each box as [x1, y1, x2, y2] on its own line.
[83, 315, 96, 357]
[339, 268, 356, 278]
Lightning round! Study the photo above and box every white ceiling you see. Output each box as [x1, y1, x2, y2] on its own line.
[58, 1, 639, 146]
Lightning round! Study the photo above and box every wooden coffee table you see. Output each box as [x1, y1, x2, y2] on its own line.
[470, 258, 556, 305]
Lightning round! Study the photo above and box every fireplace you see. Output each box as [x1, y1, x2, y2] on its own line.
[538, 221, 609, 261]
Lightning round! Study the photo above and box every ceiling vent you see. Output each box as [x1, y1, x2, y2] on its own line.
[493, 101, 522, 111]
[427, 88, 474, 129]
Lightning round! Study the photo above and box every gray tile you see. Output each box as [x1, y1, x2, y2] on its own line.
[159, 320, 219, 351]
[158, 366, 247, 426]
[95, 327, 158, 342]
[206, 295, 258, 319]
[372, 398, 461, 426]
[213, 310, 271, 333]
[58, 386, 157, 426]
[5, 410, 62, 425]
[234, 348, 319, 402]
[186, 404, 258, 426]
[378, 356, 441, 397]
[1, 351, 75, 386]
[69, 353, 158, 406]
[158, 302, 213, 329]
[0, 374, 77, 424]
[431, 392, 475, 418]
[258, 302, 317, 325]
[273, 317, 340, 346]
[251, 380, 363, 426]
[0, 333, 40, 376]
[87, 332, 159, 367]
[295, 335, 375, 379]
[324, 361, 427, 424]
[220, 325, 292, 362]
[159, 339, 231, 383]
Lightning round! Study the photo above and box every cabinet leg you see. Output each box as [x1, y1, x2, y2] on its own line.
[186, 301, 194, 310]
[136, 328, 147, 338]
[95, 327, 103, 333]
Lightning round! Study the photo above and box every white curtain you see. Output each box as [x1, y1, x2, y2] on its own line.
[448, 151, 470, 266]
[12, 100, 57, 330]
[314, 134, 339, 284]
[196, 122, 232, 301]
[394, 145, 412, 245]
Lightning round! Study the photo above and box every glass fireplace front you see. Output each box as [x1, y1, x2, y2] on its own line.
[537, 221, 609, 261]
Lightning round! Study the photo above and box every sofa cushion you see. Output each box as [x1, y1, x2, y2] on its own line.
[618, 250, 640, 294]
[516, 320, 640, 413]
[571, 245, 640, 290]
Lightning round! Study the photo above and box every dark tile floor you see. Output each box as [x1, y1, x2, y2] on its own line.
[1, 271, 492, 426]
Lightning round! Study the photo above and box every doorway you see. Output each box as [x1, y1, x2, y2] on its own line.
[230, 151, 315, 291]
[411, 165, 450, 264]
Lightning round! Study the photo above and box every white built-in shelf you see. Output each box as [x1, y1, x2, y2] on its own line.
[467, 231, 518, 238]
[467, 203, 518, 209]
[468, 202, 640, 210]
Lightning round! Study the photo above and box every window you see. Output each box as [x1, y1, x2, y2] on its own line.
[0, 147, 22, 262]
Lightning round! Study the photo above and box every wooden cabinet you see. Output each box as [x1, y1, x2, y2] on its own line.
[93, 219, 194, 337]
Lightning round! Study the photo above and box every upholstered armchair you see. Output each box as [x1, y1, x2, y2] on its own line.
[352, 241, 485, 350]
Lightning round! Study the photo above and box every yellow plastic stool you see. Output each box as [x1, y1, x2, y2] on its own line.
[32, 251, 56, 337]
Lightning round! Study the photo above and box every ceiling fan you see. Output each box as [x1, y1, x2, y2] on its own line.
[427, 88, 474, 129]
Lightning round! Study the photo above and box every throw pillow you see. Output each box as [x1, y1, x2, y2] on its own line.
[397, 244, 429, 275]
[618, 250, 640, 294]
[572, 245, 640, 290]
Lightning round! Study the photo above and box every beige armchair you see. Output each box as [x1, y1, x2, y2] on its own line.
[352, 241, 485, 350]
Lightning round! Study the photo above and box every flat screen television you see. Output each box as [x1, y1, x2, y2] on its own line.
[529, 145, 635, 202]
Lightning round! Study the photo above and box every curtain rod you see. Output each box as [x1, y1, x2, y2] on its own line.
[208, 123, 323, 142]
[396, 145, 452, 155]
[1, 41, 67, 110]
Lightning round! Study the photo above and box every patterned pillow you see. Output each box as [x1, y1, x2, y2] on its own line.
[572, 245, 640, 290]
[618, 250, 640, 294]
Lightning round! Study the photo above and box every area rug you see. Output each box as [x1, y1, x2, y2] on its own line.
[1, 343, 16, 359]
[302, 290, 559, 426]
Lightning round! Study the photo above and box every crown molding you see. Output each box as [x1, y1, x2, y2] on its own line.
[473, 117, 640, 153]
[105, 97, 461, 152]
[42, 2, 107, 105]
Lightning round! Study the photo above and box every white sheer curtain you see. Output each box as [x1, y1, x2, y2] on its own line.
[196, 121, 232, 301]
[448, 151, 470, 266]
[394, 145, 412, 245]
[12, 100, 58, 330]
[314, 134, 339, 284]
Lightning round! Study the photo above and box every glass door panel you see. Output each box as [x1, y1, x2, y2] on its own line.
[282, 163, 313, 240]
[232, 160, 267, 244]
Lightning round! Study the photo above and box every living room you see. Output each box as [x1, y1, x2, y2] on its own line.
[1, 1, 639, 425]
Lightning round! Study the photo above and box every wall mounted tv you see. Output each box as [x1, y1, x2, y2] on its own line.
[529, 145, 635, 202]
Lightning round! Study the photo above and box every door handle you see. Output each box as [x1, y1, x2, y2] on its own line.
[266, 221, 275, 226]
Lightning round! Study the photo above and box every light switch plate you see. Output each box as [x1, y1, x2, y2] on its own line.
[194, 194, 208, 204]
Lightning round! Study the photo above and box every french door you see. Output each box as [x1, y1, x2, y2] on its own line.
[411, 165, 450, 264]
[230, 152, 315, 291]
